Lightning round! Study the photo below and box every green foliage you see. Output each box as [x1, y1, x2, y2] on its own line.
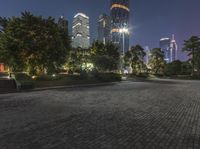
[149, 48, 165, 74]
[95, 73, 122, 82]
[14, 73, 34, 89]
[67, 48, 91, 73]
[0, 11, 70, 75]
[183, 36, 200, 77]
[181, 61, 192, 75]
[124, 45, 146, 74]
[91, 41, 120, 71]
[164, 60, 182, 76]
[35, 75, 62, 81]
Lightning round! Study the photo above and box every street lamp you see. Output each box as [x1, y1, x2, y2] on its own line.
[119, 28, 129, 74]
[119, 28, 129, 56]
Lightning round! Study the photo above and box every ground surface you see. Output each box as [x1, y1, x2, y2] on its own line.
[0, 79, 200, 149]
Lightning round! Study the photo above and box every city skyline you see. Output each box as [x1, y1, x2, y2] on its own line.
[0, 0, 200, 60]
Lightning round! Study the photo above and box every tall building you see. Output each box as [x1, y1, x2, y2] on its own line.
[160, 35, 178, 63]
[97, 14, 111, 44]
[170, 35, 178, 62]
[160, 38, 171, 63]
[58, 16, 68, 31]
[72, 13, 90, 49]
[110, 0, 130, 54]
[143, 46, 151, 65]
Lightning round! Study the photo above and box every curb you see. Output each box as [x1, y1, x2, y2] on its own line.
[31, 82, 117, 92]
[0, 82, 118, 94]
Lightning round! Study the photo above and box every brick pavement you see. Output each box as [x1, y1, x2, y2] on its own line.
[0, 79, 200, 149]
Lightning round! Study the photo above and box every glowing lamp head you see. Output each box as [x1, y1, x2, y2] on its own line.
[119, 28, 129, 34]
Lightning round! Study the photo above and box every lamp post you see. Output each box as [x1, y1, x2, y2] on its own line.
[119, 28, 129, 73]
[119, 28, 129, 56]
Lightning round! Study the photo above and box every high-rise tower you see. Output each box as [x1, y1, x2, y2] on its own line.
[72, 13, 90, 49]
[110, 0, 130, 54]
[160, 38, 171, 63]
[58, 16, 68, 30]
[160, 35, 178, 63]
[97, 14, 111, 44]
[170, 35, 178, 62]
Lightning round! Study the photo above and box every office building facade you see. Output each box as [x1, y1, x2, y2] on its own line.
[160, 35, 178, 63]
[170, 35, 178, 62]
[110, 0, 130, 54]
[97, 14, 111, 44]
[58, 16, 68, 31]
[160, 38, 171, 63]
[72, 13, 90, 49]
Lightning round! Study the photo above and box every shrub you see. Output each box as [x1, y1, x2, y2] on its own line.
[36, 75, 62, 81]
[14, 73, 34, 89]
[95, 73, 121, 82]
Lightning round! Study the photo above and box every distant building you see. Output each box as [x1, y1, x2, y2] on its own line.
[110, 0, 130, 54]
[97, 14, 111, 44]
[58, 16, 68, 31]
[143, 46, 151, 65]
[72, 13, 90, 49]
[160, 35, 178, 63]
[160, 38, 171, 63]
[170, 35, 178, 62]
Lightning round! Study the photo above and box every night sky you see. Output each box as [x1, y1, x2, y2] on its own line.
[1, 0, 200, 60]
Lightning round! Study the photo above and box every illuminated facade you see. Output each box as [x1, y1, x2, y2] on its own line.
[97, 14, 111, 44]
[72, 13, 90, 48]
[170, 35, 178, 62]
[110, 0, 130, 54]
[160, 35, 178, 63]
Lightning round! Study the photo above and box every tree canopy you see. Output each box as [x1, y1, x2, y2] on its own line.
[149, 48, 165, 74]
[0, 11, 70, 75]
[124, 45, 146, 74]
[91, 41, 120, 72]
[183, 36, 200, 77]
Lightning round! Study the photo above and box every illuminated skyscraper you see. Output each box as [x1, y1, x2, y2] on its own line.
[160, 35, 178, 63]
[110, 0, 130, 54]
[143, 46, 151, 65]
[72, 13, 90, 48]
[160, 38, 171, 63]
[170, 35, 178, 62]
[97, 14, 111, 44]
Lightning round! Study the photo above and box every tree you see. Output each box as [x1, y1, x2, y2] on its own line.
[149, 48, 165, 74]
[124, 45, 146, 74]
[183, 36, 200, 77]
[67, 47, 91, 73]
[0, 11, 70, 75]
[91, 41, 120, 72]
[181, 61, 192, 75]
[164, 60, 182, 76]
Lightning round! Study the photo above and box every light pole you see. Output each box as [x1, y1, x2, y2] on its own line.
[119, 28, 129, 73]
[119, 28, 129, 56]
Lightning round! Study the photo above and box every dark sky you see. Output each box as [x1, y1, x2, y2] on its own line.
[1, 0, 200, 60]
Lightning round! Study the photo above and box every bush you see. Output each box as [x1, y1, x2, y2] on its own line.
[95, 73, 121, 82]
[14, 73, 34, 89]
[36, 75, 62, 81]
[14, 73, 32, 81]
